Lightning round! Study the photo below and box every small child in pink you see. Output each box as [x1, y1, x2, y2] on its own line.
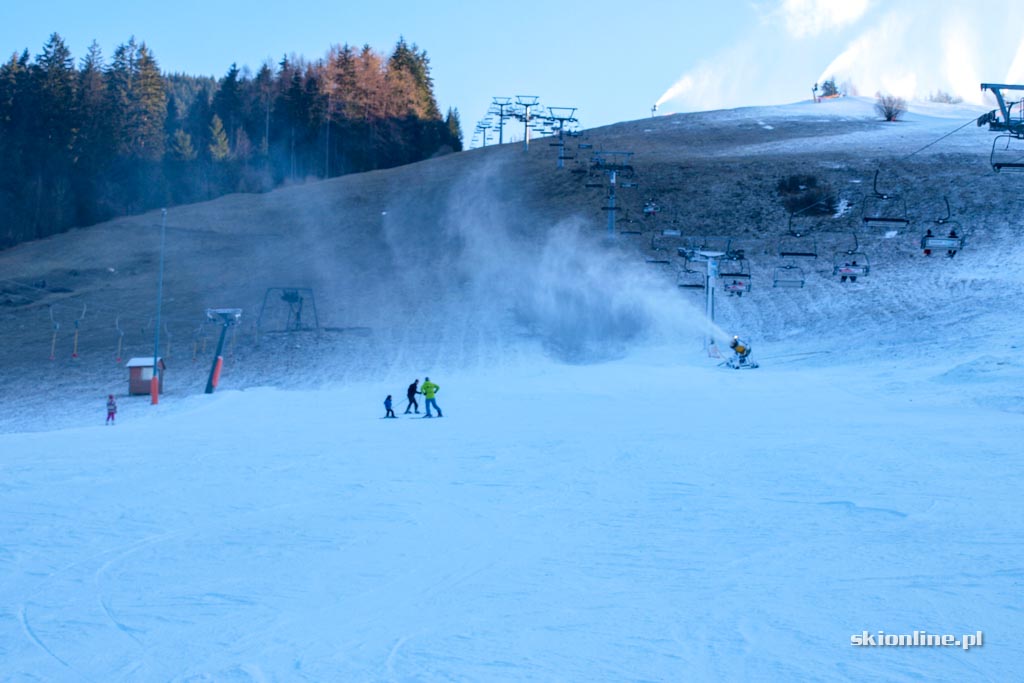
[106, 395, 117, 425]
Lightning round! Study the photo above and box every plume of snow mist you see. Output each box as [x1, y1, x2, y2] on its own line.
[430, 160, 722, 363]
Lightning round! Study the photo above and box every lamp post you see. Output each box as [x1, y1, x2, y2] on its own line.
[151, 208, 167, 405]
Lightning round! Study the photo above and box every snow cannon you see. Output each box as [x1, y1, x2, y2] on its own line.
[725, 335, 759, 370]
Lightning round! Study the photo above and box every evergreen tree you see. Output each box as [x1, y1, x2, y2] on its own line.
[209, 114, 230, 161]
[253, 62, 274, 155]
[388, 37, 440, 120]
[445, 107, 463, 151]
[171, 128, 197, 160]
[134, 43, 167, 160]
[31, 33, 79, 235]
[212, 62, 242, 142]
[74, 41, 113, 224]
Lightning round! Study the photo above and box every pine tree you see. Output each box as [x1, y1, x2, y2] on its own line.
[134, 43, 167, 160]
[31, 33, 79, 236]
[212, 63, 242, 141]
[209, 114, 230, 161]
[171, 128, 197, 160]
[445, 107, 463, 151]
[388, 37, 440, 120]
[74, 41, 114, 224]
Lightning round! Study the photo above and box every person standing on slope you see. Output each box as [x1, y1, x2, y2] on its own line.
[106, 394, 118, 425]
[384, 395, 396, 418]
[405, 379, 420, 414]
[421, 377, 443, 418]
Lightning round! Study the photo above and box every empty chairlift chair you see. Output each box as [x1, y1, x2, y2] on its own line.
[990, 132, 1024, 172]
[646, 229, 681, 264]
[773, 264, 805, 288]
[676, 257, 707, 289]
[862, 170, 909, 226]
[778, 233, 818, 258]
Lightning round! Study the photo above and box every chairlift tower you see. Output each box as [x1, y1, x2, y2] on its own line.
[491, 97, 513, 145]
[545, 106, 578, 169]
[979, 83, 1024, 171]
[687, 250, 725, 353]
[591, 151, 635, 238]
[477, 120, 493, 147]
[515, 95, 540, 152]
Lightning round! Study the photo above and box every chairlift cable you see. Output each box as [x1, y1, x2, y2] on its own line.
[898, 116, 977, 162]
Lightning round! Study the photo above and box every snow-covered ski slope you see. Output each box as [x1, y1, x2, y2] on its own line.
[1, 97, 1022, 681]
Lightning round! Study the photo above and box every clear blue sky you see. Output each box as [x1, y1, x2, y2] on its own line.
[4, 1, 1023, 138]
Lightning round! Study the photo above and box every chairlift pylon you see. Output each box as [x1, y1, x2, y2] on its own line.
[979, 84, 1024, 171]
[862, 169, 909, 226]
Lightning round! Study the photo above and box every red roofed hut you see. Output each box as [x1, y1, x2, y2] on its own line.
[126, 357, 166, 395]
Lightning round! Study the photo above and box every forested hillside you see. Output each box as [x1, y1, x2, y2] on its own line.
[0, 34, 463, 248]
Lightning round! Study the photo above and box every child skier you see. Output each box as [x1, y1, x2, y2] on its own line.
[384, 395, 396, 418]
[106, 394, 117, 425]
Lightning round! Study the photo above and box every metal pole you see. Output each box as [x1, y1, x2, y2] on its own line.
[706, 257, 718, 351]
[205, 322, 229, 394]
[325, 91, 331, 178]
[607, 171, 617, 238]
[151, 208, 167, 404]
[492, 98, 511, 145]
[523, 105, 531, 152]
[557, 120, 565, 169]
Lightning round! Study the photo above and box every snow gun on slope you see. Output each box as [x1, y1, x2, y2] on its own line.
[725, 336, 759, 370]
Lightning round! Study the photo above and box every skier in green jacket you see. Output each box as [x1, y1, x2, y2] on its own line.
[421, 377, 443, 417]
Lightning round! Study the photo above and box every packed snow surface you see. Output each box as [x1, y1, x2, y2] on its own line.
[1, 343, 1020, 681]
[1, 97, 1022, 681]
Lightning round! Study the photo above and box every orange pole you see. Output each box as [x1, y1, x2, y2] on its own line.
[150, 374, 159, 404]
[211, 357, 223, 387]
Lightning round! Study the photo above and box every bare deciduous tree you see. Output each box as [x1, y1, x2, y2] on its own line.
[875, 93, 906, 122]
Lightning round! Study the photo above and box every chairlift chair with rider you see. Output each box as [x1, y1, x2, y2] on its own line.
[831, 233, 870, 279]
[921, 197, 965, 256]
[720, 257, 752, 295]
